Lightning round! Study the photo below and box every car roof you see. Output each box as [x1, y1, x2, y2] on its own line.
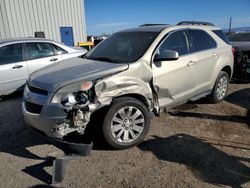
[119, 25, 171, 33]
[0, 37, 56, 45]
[118, 24, 221, 34]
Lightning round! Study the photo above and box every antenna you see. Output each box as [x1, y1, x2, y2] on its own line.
[228, 17, 232, 33]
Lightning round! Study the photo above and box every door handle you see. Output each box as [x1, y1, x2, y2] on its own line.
[187, 61, 197, 66]
[213, 53, 218, 57]
[12, 65, 23, 69]
[50, 58, 58, 62]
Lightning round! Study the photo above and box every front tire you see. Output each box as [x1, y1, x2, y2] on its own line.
[103, 97, 150, 149]
[208, 71, 229, 103]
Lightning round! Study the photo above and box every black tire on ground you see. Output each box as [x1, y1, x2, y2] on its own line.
[208, 71, 229, 103]
[103, 97, 151, 149]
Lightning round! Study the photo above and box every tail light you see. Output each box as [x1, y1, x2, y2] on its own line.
[232, 47, 236, 57]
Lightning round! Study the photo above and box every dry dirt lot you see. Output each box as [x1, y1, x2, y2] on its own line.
[0, 83, 249, 188]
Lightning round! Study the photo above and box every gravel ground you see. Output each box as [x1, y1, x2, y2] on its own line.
[0, 83, 249, 188]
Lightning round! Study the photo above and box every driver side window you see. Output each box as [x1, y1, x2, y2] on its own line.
[159, 30, 190, 56]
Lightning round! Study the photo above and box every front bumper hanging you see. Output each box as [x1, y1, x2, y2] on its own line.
[50, 138, 93, 184]
[33, 129, 93, 184]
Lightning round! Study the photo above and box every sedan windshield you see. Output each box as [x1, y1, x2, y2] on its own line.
[85, 32, 158, 63]
[228, 33, 250, 42]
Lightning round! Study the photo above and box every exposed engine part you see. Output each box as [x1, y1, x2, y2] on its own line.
[73, 109, 91, 129]
[60, 91, 95, 135]
[61, 91, 90, 112]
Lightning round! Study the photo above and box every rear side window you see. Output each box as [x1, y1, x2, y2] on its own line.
[26, 42, 55, 60]
[0, 43, 23, 65]
[212, 30, 230, 44]
[159, 30, 191, 56]
[52, 44, 68, 55]
[192, 30, 217, 52]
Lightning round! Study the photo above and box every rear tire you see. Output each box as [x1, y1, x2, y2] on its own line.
[208, 71, 229, 103]
[103, 97, 150, 149]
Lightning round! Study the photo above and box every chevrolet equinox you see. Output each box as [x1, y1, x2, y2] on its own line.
[23, 22, 234, 149]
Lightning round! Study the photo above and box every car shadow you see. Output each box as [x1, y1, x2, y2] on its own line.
[0, 92, 56, 184]
[169, 88, 250, 127]
[138, 134, 250, 188]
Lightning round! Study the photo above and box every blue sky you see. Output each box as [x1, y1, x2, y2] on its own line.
[85, 0, 250, 35]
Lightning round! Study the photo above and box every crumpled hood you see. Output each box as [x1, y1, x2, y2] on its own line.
[230, 42, 250, 51]
[29, 57, 128, 92]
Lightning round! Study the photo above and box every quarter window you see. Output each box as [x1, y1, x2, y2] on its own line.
[0, 43, 23, 65]
[26, 42, 55, 60]
[192, 30, 216, 52]
[52, 44, 67, 55]
[212, 30, 230, 44]
[159, 30, 190, 56]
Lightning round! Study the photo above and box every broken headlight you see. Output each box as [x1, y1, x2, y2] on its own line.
[51, 81, 93, 104]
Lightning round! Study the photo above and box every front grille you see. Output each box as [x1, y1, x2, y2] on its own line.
[25, 101, 43, 114]
[28, 84, 48, 95]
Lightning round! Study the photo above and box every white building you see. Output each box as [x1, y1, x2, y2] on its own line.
[0, 0, 87, 46]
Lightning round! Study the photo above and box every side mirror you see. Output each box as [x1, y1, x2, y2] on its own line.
[154, 50, 179, 61]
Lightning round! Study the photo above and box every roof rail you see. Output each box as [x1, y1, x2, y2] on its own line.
[177, 21, 215, 26]
[139, 24, 169, 27]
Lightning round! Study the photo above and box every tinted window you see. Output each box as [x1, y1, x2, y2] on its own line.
[192, 30, 217, 52]
[228, 33, 250, 42]
[159, 30, 190, 56]
[0, 43, 23, 65]
[26, 42, 55, 60]
[212, 30, 230, 44]
[86, 32, 158, 63]
[52, 44, 67, 55]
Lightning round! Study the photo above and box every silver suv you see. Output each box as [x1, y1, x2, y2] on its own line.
[23, 22, 234, 149]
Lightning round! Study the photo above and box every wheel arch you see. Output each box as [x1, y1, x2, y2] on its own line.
[221, 65, 232, 79]
[112, 93, 150, 110]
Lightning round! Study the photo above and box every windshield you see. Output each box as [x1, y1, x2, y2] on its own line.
[228, 33, 250, 42]
[85, 31, 158, 63]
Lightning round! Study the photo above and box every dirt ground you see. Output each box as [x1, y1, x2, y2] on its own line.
[0, 83, 249, 188]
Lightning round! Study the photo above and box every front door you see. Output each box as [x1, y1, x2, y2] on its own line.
[152, 29, 196, 108]
[25, 42, 63, 74]
[0, 43, 28, 95]
[60, 27, 74, 46]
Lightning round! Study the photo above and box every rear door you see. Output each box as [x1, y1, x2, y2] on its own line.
[152, 29, 197, 108]
[190, 29, 218, 94]
[0, 43, 28, 94]
[25, 42, 63, 74]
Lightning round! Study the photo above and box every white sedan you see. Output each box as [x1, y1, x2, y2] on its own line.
[0, 38, 87, 96]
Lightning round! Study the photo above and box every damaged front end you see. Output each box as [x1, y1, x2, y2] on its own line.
[49, 66, 158, 139]
[50, 81, 101, 137]
[23, 60, 158, 140]
[233, 50, 250, 80]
